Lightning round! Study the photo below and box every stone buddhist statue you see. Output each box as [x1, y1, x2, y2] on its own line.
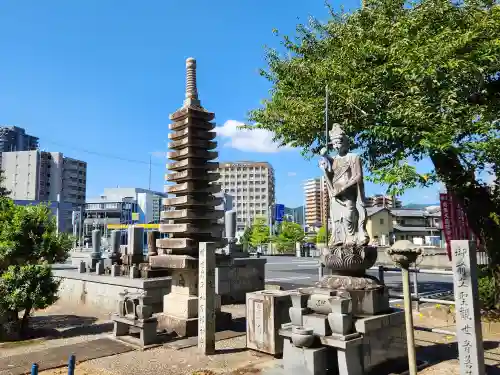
[317, 123, 378, 287]
[319, 124, 369, 247]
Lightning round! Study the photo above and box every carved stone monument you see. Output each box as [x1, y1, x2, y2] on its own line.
[308, 123, 389, 314]
[150, 57, 231, 336]
[451, 240, 485, 375]
[276, 123, 407, 375]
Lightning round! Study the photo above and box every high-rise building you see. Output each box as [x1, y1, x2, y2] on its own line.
[303, 177, 329, 230]
[365, 194, 402, 208]
[0, 126, 39, 153]
[285, 205, 305, 227]
[215, 161, 275, 233]
[1, 150, 87, 231]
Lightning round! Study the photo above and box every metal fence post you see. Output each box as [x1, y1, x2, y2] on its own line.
[31, 364, 39, 375]
[68, 354, 76, 375]
[412, 269, 420, 312]
[378, 265, 385, 285]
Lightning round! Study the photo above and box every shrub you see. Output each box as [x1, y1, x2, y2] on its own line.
[478, 267, 497, 311]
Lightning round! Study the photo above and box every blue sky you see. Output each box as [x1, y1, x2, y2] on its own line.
[0, 0, 440, 207]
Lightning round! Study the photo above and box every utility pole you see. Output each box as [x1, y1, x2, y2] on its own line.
[148, 154, 152, 190]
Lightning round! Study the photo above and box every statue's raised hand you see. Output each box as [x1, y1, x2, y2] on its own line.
[319, 156, 331, 172]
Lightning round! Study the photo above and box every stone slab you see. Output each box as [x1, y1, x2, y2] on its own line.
[0, 338, 133, 375]
[164, 329, 245, 350]
[157, 310, 232, 338]
[149, 254, 198, 269]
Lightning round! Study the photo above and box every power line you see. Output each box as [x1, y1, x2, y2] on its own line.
[41, 139, 166, 167]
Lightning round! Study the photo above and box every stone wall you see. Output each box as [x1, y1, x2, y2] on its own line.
[52, 256, 265, 312]
[216, 257, 266, 304]
[52, 269, 172, 314]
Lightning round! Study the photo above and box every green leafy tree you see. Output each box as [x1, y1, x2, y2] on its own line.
[250, 217, 270, 249]
[274, 222, 305, 253]
[0, 168, 10, 197]
[0, 199, 73, 337]
[316, 226, 327, 244]
[0, 264, 60, 333]
[239, 226, 252, 251]
[249, 0, 500, 266]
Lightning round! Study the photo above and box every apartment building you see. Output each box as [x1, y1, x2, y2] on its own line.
[365, 194, 402, 208]
[303, 177, 329, 231]
[1, 150, 87, 231]
[366, 207, 442, 246]
[215, 161, 275, 232]
[0, 126, 38, 153]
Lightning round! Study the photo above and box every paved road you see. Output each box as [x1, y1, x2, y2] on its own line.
[263, 256, 454, 302]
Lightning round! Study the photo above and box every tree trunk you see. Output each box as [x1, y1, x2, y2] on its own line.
[20, 306, 31, 334]
[431, 150, 500, 306]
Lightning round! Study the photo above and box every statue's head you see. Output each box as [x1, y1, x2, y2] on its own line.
[329, 124, 349, 153]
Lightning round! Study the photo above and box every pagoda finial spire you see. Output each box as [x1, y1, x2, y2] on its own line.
[183, 57, 200, 107]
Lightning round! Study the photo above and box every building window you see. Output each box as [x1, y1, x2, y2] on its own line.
[380, 218, 384, 225]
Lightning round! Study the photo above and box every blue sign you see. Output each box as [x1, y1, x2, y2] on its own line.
[274, 204, 285, 222]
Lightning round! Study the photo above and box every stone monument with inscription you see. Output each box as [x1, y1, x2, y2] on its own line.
[274, 124, 408, 375]
[150, 57, 231, 337]
[451, 240, 485, 375]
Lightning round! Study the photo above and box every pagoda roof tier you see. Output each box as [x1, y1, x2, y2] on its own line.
[166, 182, 221, 195]
[162, 195, 223, 207]
[150, 254, 198, 270]
[167, 159, 218, 171]
[169, 106, 215, 122]
[168, 138, 216, 151]
[168, 148, 218, 161]
[156, 238, 224, 251]
[166, 170, 219, 183]
[168, 128, 216, 141]
[160, 209, 224, 221]
[159, 223, 223, 235]
[169, 117, 215, 132]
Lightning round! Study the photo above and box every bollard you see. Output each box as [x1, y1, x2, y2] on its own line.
[31, 363, 39, 375]
[68, 354, 76, 375]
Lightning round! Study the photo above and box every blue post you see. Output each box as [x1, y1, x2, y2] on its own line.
[31, 363, 39, 375]
[68, 354, 76, 375]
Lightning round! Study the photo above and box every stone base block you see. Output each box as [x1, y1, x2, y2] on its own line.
[349, 287, 390, 316]
[157, 310, 232, 337]
[163, 293, 222, 319]
[282, 339, 331, 375]
[302, 313, 331, 337]
[354, 310, 407, 372]
[113, 315, 158, 347]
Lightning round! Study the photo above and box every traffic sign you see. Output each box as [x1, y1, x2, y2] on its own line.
[274, 204, 285, 222]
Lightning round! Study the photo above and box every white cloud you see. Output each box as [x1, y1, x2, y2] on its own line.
[288, 172, 297, 177]
[216, 120, 293, 153]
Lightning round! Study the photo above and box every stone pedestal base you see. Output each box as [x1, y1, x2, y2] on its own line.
[299, 285, 390, 316]
[157, 310, 232, 337]
[283, 339, 330, 375]
[113, 315, 158, 347]
[354, 310, 407, 372]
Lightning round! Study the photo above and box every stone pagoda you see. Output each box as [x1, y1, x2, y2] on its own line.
[149, 57, 230, 336]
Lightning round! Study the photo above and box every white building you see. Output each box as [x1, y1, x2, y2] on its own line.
[100, 187, 166, 224]
[303, 177, 328, 231]
[215, 161, 275, 233]
[1, 150, 87, 232]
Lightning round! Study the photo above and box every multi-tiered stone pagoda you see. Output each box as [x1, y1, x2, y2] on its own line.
[150, 58, 230, 336]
